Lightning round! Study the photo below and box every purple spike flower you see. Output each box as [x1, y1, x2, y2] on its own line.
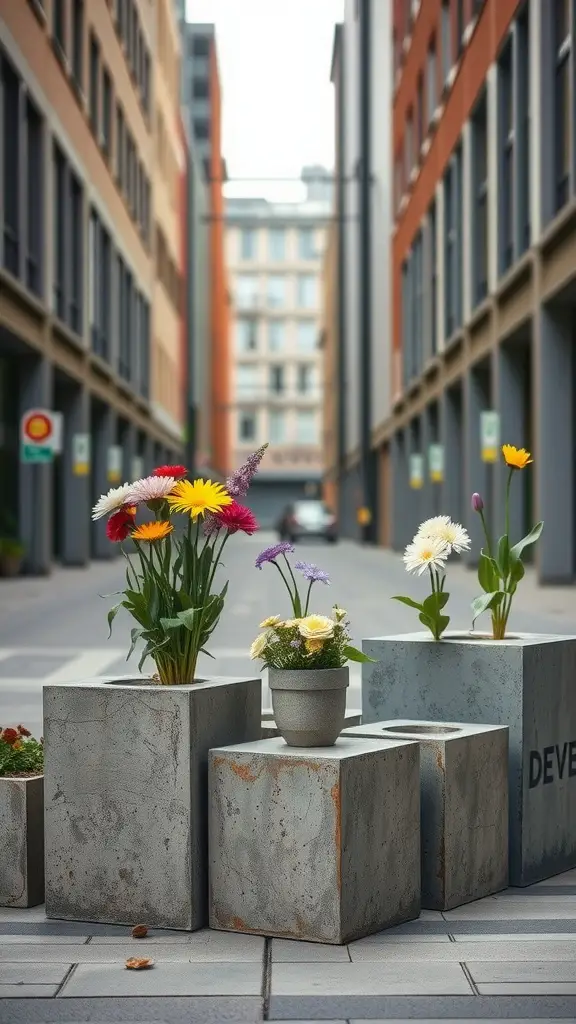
[294, 561, 330, 585]
[255, 541, 294, 569]
[226, 443, 268, 499]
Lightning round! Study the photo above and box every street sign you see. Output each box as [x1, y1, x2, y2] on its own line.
[131, 456, 144, 481]
[108, 446, 123, 483]
[73, 433, 91, 476]
[20, 408, 59, 464]
[481, 410, 500, 463]
[429, 444, 444, 483]
[409, 453, 424, 490]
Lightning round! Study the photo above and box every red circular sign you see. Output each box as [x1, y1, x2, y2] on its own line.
[23, 412, 52, 443]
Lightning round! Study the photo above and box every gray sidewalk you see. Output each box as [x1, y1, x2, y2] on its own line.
[2, 872, 576, 1022]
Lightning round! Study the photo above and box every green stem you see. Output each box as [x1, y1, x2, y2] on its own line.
[304, 580, 313, 616]
[479, 509, 493, 559]
[505, 467, 514, 541]
[272, 560, 299, 616]
[283, 554, 302, 617]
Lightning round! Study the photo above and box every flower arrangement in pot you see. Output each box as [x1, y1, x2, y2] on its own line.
[92, 447, 266, 684]
[0, 725, 44, 908]
[250, 543, 373, 746]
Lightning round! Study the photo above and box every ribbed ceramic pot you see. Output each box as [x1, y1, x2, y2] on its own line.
[269, 666, 349, 747]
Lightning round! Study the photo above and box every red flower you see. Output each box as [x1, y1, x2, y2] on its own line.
[2, 728, 19, 745]
[106, 506, 137, 543]
[213, 501, 259, 535]
[17, 725, 31, 737]
[152, 465, 188, 479]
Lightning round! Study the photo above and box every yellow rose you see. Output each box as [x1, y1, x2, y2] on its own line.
[298, 614, 335, 641]
[305, 638, 324, 655]
[250, 633, 268, 660]
[260, 615, 282, 628]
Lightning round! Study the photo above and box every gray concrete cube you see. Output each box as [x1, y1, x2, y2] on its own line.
[343, 719, 509, 910]
[0, 775, 44, 908]
[362, 631, 576, 886]
[209, 736, 420, 944]
[43, 675, 261, 930]
[261, 708, 362, 739]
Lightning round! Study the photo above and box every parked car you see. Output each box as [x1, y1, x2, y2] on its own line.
[277, 501, 338, 543]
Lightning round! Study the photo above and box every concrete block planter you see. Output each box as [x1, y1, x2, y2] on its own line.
[261, 707, 362, 739]
[43, 675, 261, 930]
[209, 735, 420, 944]
[343, 719, 508, 910]
[0, 775, 44, 907]
[362, 632, 576, 886]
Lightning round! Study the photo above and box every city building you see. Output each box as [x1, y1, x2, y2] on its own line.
[226, 171, 332, 526]
[323, 0, 394, 541]
[385, 0, 571, 583]
[0, 0, 186, 574]
[180, 22, 231, 478]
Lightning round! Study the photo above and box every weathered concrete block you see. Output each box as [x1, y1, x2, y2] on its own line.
[0, 775, 44, 908]
[343, 719, 508, 910]
[43, 675, 261, 930]
[362, 632, 576, 886]
[261, 708, 362, 739]
[209, 736, 420, 944]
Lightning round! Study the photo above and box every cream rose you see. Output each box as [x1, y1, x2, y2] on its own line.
[298, 614, 335, 641]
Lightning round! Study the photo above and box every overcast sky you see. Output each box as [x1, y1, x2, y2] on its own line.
[185, 0, 344, 200]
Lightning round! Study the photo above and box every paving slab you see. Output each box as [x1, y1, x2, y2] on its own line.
[477, 982, 576, 994]
[270, 961, 472, 996]
[91, 930, 265, 960]
[0, 984, 59, 997]
[444, 895, 576, 919]
[272, 940, 350, 962]
[0, 943, 224, 962]
[347, 938, 576, 961]
[60, 961, 263, 997]
[0, 995, 262, 1022]
[0, 963, 70, 984]
[452, 931, 576, 941]
[0, 934, 90, 943]
[469, 961, 576, 982]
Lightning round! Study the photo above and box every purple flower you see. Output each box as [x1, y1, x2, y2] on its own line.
[294, 561, 330, 585]
[226, 444, 268, 499]
[290, 639, 301, 648]
[471, 492, 484, 512]
[255, 541, 295, 569]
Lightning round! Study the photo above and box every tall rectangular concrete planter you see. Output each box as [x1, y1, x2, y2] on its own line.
[343, 720, 509, 910]
[209, 736, 421, 944]
[0, 775, 44, 908]
[362, 632, 576, 886]
[43, 675, 261, 930]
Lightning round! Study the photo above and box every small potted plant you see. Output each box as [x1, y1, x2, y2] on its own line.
[0, 725, 44, 907]
[0, 537, 25, 577]
[250, 543, 372, 746]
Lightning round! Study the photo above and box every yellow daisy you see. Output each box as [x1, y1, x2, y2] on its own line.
[260, 615, 282, 628]
[166, 478, 232, 519]
[131, 521, 174, 542]
[502, 445, 533, 470]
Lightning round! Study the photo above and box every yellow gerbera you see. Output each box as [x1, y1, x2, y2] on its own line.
[166, 478, 232, 519]
[305, 638, 324, 655]
[131, 521, 174, 542]
[298, 614, 335, 641]
[502, 445, 533, 470]
[260, 615, 282, 628]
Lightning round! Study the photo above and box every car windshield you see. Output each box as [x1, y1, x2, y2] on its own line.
[293, 501, 331, 525]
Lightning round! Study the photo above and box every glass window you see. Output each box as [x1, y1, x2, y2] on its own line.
[267, 274, 286, 308]
[441, 0, 451, 83]
[71, 0, 84, 88]
[297, 274, 317, 308]
[427, 37, 437, 123]
[237, 364, 259, 397]
[26, 98, 43, 296]
[268, 228, 286, 261]
[2, 58, 20, 278]
[416, 74, 424, 150]
[102, 68, 112, 157]
[116, 103, 125, 185]
[70, 173, 84, 334]
[517, 2, 530, 252]
[269, 409, 286, 443]
[405, 109, 413, 178]
[297, 320, 317, 352]
[298, 228, 315, 259]
[430, 202, 437, 356]
[296, 410, 317, 444]
[89, 32, 100, 135]
[235, 274, 258, 309]
[554, 0, 571, 212]
[235, 318, 258, 351]
[456, 0, 464, 55]
[269, 364, 285, 394]
[240, 228, 256, 260]
[268, 320, 285, 351]
[53, 0, 65, 53]
[499, 41, 514, 273]
[238, 411, 256, 442]
[472, 92, 488, 304]
[444, 147, 463, 338]
[53, 144, 66, 320]
[297, 364, 315, 395]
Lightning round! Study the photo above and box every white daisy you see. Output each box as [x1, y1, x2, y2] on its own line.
[250, 633, 269, 660]
[418, 516, 471, 553]
[403, 536, 450, 576]
[126, 475, 177, 504]
[91, 483, 134, 521]
[417, 515, 451, 537]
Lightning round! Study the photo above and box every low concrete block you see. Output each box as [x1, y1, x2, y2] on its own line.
[261, 708, 362, 739]
[362, 632, 576, 886]
[343, 720, 509, 910]
[43, 675, 261, 930]
[209, 736, 420, 944]
[0, 776, 44, 908]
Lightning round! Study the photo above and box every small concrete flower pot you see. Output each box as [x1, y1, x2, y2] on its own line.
[269, 666, 349, 747]
[0, 775, 44, 908]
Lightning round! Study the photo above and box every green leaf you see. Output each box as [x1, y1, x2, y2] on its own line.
[127, 627, 145, 662]
[199, 647, 215, 659]
[177, 607, 200, 631]
[509, 558, 525, 586]
[437, 614, 450, 636]
[423, 591, 449, 615]
[160, 617, 186, 631]
[392, 595, 424, 612]
[478, 551, 500, 593]
[510, 521, 544, 561]
[497, 535, 510, 580]
[418, 612, 434, 631]
[107, 602, 122, 638]
[343, 645, 376, 664]
[471, 591, 505, 623]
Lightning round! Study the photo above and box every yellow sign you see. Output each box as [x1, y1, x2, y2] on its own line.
[357, 507, 372, 526]
[73, 434, 91, 476]
[108, 445, 123, 483]
[410, 454, 424, 490]
[429, 444, 444, 483]
[481, 411, 500, 463]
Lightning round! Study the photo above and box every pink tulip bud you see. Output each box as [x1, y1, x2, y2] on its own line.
[471, 492, 484, 512]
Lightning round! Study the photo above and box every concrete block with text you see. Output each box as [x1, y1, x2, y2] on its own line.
[343, 719, 508, 910]
[209, 736, 421, 944]
[362, 633, 576, 887]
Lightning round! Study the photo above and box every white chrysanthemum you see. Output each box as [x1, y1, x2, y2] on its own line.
[417, 515, 451, 537]
[91, 483, 134, 521]
[418, 516, 471, 553]
[250, 633, 269, 660]
[403, 536, 450, 576]
[127, 475, 177, 504]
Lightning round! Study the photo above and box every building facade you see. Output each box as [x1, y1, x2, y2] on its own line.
[0, 0, 186, 574]
[226, 174, 331, 527]
[384, 0, 574, 583]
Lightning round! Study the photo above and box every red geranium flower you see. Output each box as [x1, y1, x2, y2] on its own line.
[2, 728, 19, 745]
[106, 506, 137, 543]
[213, 500, 259, 535]
[152, 464, 188, 479]
[17, 725, 31, 737]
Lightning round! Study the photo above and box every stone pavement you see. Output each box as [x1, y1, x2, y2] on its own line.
[2, 872, 576, 1022]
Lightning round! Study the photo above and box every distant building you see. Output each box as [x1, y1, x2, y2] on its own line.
[226, 172, 332, 527]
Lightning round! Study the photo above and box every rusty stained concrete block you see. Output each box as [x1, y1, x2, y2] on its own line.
[0, 775, 44, 908]
[343, 720, 509, 911]
[209, 736, 421, 945]
[43, 676, 261, 930]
